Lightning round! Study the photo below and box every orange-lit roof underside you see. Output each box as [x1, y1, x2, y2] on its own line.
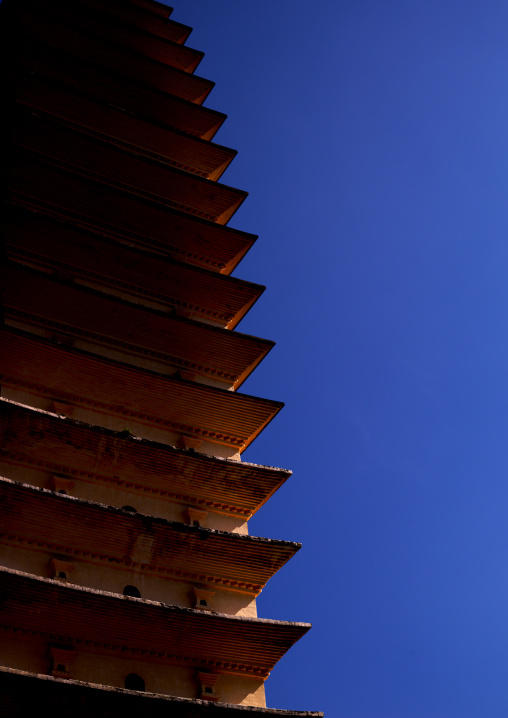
[0, 479, 299, 593]
[0, 568, 310, 677]
[17, 75, 236, 181]
[71, 0, 181, 39]
[18, 6, 214, 103]
[124, 0, 173, 21]
[6, 188, 254, 275]
[29, 0, 203, 71]
[14, 111, 247, 224]
[0, 667, 324, 718]
[0, 401, 291, 517]
[2, 264, 273, 389]
[0, 329, 283, 452]
[12, 45, 226, 139]
[3, 212, 262, 328]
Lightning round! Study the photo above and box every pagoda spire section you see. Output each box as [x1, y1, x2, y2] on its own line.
[0, 0, 322, 714]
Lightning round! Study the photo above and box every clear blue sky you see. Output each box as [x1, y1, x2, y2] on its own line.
[174, 3, 508, 716]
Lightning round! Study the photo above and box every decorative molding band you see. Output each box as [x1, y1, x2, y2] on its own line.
[6, 249, 233, 322]
[0, 533, 262, 594]
[37, 111, 211, 178]
[9, 194, 226, 271]
[18, 148, 219, 222]
[5, 308, 237, 382]
[1, 450, 253, 518]
[0, 624, 270, 678]
[2, 376, 245, 447]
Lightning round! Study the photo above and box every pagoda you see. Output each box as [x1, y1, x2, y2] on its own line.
[0, 0, 322, 715]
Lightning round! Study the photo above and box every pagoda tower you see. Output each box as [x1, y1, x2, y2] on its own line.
[0, 0, 322, 716]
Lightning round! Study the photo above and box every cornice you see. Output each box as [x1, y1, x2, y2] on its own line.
[3, 374, 247, 448]
[28, 0, 203, 72]
[18, 4, 214, 103]
[0, 400, 292, 517]
[3, 448, 252, 517]
[0, 624, 269, 678]
[6, 308, 236, 382]
[81, 0, 179, 30]
[0, 478, 300, 593]
[1, 531, 262, 594]
[0, 329, 283, 454]
[0, 569, 310, 677]
[15, 72, 236, 180]
[0, 667, 325, 718]
[11, 41, 226, 140]
[11, 105, 246, 223]
[6, 188, 248, 274]
[1, 263, 274, 389]
[4, 209, 262, 327]
[124, 0, 173, 20]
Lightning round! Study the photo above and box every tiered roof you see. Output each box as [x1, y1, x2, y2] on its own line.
[2, 264, 273, 388]
[14, 110, 247, 222]
[12, 42, 227, 138]
[4, 212, 262, 327]
[31, 0, 203, 70]
[0, 0, 319, 712]
[19, 3, 214, 100]
[0, 668, 323, 718]
[125, 0, 174, 21]
[0, 401, 291, 519]
[78, 0, 186, 38]
[0, 568, 309, 678]
[6, 193, 254, 274]
[0, 329, 283, 452]
[16, 75, 237, 179]
[0, 478, 299, 595]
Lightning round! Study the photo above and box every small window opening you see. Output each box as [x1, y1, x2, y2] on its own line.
[50, 559, 75, 582]
[192, 586, 215, 611]
[50, 476, 74, 495]
[125, 673, 145, 692]
[197, 670, 219, 701]
[186, 507, 208, 527]
[123, 585, 141, 598]
[50, 646, 76, 679]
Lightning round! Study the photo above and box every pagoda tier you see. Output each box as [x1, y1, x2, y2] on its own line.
[6, 183, 253, 274]
[0, 0, 319, 711]
[0, 478, 299, 597]
[0, 668, 323, 718]
[16, 5, 214, 102]
[0, 329, 283, 453]
[13, 111, 246, 224]
[1, 264, 273, 389]
[127, 0, 173, 20]
[3, 212, 262, 327]
[11, 43, 227, 139]
[0, 401, 291, 520]
[0, 568, 310, 679]
[16, 73, 237, 180]
[24, 0, 203, 71]
[76, 0, 189, 42]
